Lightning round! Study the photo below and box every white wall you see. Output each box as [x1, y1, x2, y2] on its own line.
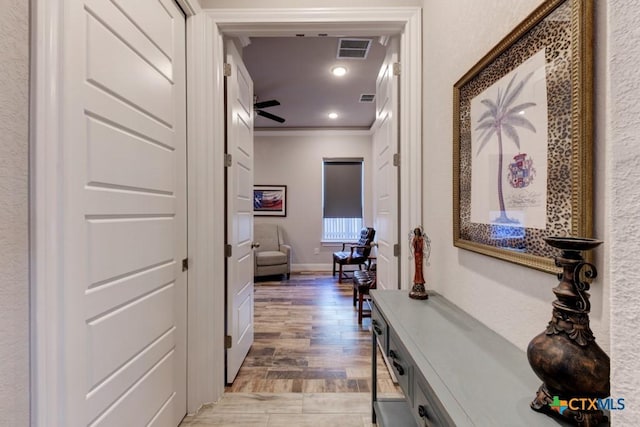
[0, 1, 30, 425]
[422, 0, 610, 353]
[424, 0, 640, 423]
[254, 132, 373, 270]
[607, 0, 640, 423]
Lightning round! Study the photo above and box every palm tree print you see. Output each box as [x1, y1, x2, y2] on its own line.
[475, 72, 537, 223]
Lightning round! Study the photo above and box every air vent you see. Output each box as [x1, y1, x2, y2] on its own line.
[359, 94, 375, 103]
[337, 38, 371, 59]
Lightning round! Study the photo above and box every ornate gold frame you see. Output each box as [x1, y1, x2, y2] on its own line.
[452, 0, 593, 273]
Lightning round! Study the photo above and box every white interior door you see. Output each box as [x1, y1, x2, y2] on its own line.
[62, 0, 187, 425]
[373, 38, 400, 290]
[225, 40, 255, 384]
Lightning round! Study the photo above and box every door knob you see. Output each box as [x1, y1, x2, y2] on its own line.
[418, 405, 428, 419]
[251, 242, 260, 249]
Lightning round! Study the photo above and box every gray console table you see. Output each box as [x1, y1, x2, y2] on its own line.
[370, 290, 568, 426]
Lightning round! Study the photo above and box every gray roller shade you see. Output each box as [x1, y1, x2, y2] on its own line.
[323, 160, 363, 218]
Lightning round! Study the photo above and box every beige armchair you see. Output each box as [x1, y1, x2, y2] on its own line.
[254, 223, 291, 279]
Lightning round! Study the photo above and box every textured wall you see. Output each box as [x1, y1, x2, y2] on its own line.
[608, 0, 640, 424]
[421, 0, 609, 354]
[254, 133, 373, 269]
[0, 0, 30, 425]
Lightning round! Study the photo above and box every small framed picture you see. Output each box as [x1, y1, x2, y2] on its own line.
[253, 185, 287, 217]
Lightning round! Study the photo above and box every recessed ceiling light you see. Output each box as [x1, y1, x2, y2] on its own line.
[328, 112, 339, 119]
[331, 66, 347, 77]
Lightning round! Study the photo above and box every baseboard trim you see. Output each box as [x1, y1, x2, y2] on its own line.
[291, 263, 332, 272]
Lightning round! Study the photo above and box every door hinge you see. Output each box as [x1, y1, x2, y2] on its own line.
[223, 63, 232, 77]
[182, 258, 189, 272]
[393, 244, 400, 257]
[393, 62, 401, 76]
[225, 244, 232, 257]
[225, 335, 232, 349]
[224, 153, 232, 167]
[393, 153, 400, 167]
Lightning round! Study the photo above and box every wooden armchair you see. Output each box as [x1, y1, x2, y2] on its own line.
[332, 227, 376, 283]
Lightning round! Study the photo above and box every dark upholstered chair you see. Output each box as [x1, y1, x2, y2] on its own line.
[353, 263, 376, 324]
[332, 227, 376, 283]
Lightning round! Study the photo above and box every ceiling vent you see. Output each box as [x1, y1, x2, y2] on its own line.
[359, 94, 375, 103]
[337, 38, 371, 59]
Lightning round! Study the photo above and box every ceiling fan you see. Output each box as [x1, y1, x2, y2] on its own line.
[254, 98, 286, 124]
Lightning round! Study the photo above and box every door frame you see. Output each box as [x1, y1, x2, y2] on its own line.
[188, 6, 422, 409]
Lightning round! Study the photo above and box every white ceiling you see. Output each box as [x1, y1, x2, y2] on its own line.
[242, 36, 387, 130]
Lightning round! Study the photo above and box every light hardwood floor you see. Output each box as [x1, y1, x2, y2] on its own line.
[181, 273, 401, 426]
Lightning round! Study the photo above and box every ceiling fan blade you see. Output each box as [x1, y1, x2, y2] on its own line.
[254, 99, 280, 109]
[256, 110, 286, 123]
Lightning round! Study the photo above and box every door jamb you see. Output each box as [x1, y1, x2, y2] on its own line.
[187, 6, 422, 410]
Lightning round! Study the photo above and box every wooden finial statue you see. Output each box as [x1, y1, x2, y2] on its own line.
[409, 226, 431, 300]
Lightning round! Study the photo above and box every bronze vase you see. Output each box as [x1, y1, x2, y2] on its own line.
[527, 237, 610, 426]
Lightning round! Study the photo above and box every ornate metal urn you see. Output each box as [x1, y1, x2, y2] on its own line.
[527, 237, 610, 426]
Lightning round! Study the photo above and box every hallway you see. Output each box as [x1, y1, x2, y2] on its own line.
[180, 273, 401, 426]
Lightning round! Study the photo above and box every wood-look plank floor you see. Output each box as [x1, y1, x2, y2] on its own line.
[226, 273, 400, 394]
[181, 393, 377, 426]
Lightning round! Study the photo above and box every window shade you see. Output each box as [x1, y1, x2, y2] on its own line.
[323, 160, 363, 218]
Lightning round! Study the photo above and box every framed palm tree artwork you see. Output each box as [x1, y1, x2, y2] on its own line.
[453, 0, 593, 273]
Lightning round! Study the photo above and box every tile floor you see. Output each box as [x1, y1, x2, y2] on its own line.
[180, 392, 376, 427]
[180, 273, 402, 426]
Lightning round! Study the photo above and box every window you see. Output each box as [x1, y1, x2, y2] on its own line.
[322, 159, 363, 241]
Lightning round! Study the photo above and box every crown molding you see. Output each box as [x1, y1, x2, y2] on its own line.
[254, 128, 373, 137]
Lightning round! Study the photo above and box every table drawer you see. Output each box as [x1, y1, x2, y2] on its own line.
[388, 328, 413, 400]
[371, 301, 388, 354]
[413, 371, 454, 427]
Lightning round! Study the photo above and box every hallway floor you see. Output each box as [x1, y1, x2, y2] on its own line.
[180, 273, 401, 426]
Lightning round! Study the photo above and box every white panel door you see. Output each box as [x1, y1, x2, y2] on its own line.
[373, 39, 400, 290]
[63, 0, 187, 425]
[225, 41, 255, 384]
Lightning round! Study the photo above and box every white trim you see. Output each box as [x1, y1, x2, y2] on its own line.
[185, 12, 227, 413]
[254, 129, 373, 137]
[378, 35, 391, 47]
[237, 35, 251, 47]
[175, 0, 200, 16]
[210, 7, 419, 37]
[188, 6, 423, 407]
[291, 264, 333, 273]
[398, 8, 423, 291]
[321, 241, 357, 246]
[31, 0, 65, 424]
